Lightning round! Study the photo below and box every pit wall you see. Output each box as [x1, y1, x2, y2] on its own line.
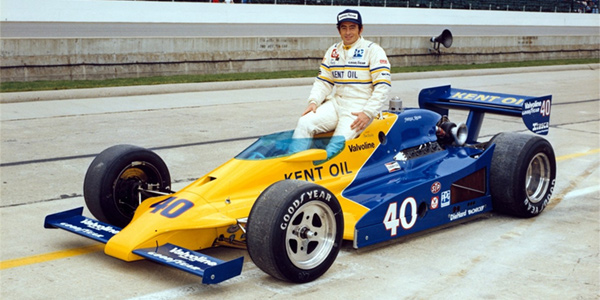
[1, 0, 598, 82]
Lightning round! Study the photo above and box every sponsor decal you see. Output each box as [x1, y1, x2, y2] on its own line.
[431, 181, 441, 194]
[60, 222, 106, 239]
[338, 12, 359, 22]
[385, 161, 401, 173]
[450, 91, 525, 106]
[430, 196, 439, 209]
[353, 49, 364, 58]
[331, 49, 339, 60]
[145, 252, 202, 271]
[448, 210, 467, 221]
[448, 205, 486, 221]
[532, 122, 549, 132]
[348, 142, 375, 152]
[80, 219, 120, 235]
[380, 59, 388, 64]
[284, 161, 352, 182]
[404, 115, 422, 122]
[168, 247, 218, 267]
[441, 190, 451, 207]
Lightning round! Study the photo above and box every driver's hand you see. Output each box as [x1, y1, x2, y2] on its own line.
[302, 103, 317, 116]
[351, 112, 371, 131]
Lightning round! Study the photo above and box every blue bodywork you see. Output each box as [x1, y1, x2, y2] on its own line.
[345, 85, 551, 248]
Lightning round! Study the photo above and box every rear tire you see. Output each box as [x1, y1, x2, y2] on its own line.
[489, 133, 556, 218]
[83, 145, 171, 227]
[247, 180, 343, 283]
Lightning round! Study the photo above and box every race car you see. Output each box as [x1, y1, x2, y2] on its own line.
[45, 85, 556, 284]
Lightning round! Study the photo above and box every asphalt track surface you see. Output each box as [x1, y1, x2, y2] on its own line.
[1, 65, 599, 299]
[2, 22, 599, 38]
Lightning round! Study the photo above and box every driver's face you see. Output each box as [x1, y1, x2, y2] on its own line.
[338, 22, 362, 45]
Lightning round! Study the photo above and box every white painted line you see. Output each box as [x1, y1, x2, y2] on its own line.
[564, 185, 600, 199]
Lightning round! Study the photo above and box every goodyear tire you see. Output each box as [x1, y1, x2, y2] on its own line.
[489, 132, 556, 218]
[83, 145, 171, 228]
[247, 180, 344, 283]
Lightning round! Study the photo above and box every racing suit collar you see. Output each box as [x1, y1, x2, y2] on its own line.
[342, 36, 363, 50]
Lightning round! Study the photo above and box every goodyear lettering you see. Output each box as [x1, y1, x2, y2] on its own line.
[348, 142, 375, 152]
[280, 189, 333, 230]
[145, 251, 203, 272]
[284, 161, 352, 182]
[60, 222, 106, 239]
[525, 178, 554, 214]
[451, 91, 524, 106]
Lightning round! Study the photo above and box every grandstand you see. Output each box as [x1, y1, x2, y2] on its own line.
[204, 0, 595, 13]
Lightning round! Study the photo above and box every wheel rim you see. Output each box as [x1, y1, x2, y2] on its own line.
[112, 161, 164, 219]
[285, 201, 337, 270]
[525, 153, 552, 204]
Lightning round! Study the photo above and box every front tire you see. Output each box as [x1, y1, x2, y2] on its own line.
[247, 180, 343, 283]
[83, 145, 171, 228]
[489, 133, 556, 218]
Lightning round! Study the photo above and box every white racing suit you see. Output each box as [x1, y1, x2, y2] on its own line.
[291, 36, 392, 156]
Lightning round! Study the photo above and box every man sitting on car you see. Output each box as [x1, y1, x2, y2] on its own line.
[290, 9, 392, 157]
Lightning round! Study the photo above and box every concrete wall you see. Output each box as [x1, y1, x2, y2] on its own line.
[1, 0, 599, 82]
[3, 35, 598, 82]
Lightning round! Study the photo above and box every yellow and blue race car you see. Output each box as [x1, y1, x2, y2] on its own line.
[45, 85, 556, 284]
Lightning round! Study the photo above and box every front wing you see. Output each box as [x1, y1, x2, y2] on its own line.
[44, 208, 243, 284]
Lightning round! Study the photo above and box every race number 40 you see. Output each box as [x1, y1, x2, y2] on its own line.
[383, 197, 417, 236]
[540, 99, 551, 117]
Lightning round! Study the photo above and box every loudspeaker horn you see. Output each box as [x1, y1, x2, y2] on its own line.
[430, 29, 453, 53]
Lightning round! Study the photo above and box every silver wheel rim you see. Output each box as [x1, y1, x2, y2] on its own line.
[285, 201, 337, 270]
[526, 153, 552, 204]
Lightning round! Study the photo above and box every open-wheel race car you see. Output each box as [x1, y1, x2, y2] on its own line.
[45, 85, 556, 284]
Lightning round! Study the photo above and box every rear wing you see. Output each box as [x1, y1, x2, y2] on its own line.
[418, 85, 551, 143]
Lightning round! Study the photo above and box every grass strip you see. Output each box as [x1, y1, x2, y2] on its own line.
[1, 58, 596, 93]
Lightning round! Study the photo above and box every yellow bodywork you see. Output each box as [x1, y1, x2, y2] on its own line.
[105, 113, 398, 261]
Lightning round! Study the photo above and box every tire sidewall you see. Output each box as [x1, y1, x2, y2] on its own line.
[247, 180, 344, 283]
[512, 137, 556, 217]
[274, 184, 343, 282]
[489, 133, 556, 218]
[84, 145, 170, 227]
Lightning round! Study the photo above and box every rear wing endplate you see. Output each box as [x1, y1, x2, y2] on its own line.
[418, 85, 551, 143]
[44, 208, 243, 284]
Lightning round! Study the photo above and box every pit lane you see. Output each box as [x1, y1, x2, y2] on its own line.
[1, 65, 598, 299]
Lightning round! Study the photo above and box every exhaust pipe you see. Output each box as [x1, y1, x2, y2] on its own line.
[436, 122, 468, 146]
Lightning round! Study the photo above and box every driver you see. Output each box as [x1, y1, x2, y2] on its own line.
[290, 9, 391, 156]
